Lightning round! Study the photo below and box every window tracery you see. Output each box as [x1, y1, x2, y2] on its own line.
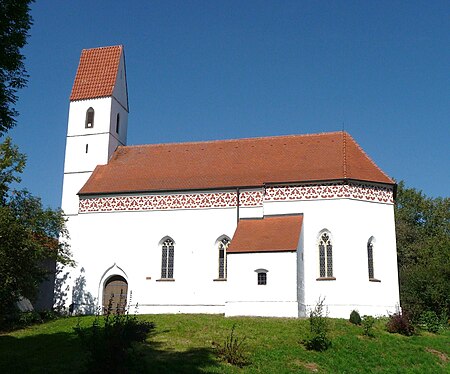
[319, 232, 333, 278]
[218, 237, 230, 279]
[161, 238, 174, 279]
[368, 238, 374, 279]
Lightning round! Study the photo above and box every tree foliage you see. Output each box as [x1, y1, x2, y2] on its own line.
[395, 181, 450, 322]
[0, 138, 72, 327]
[0, 0, 34, 134]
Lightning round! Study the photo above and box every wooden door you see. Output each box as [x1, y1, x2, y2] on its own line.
[103, 275, 128, 314]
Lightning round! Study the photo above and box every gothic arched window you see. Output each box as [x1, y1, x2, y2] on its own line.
[319, 232, 333, 278]
[217, 237, 230, 279]
[85, 107, 94, 128]
[367, 237, 375, 279]
[161, 238, 174, 279]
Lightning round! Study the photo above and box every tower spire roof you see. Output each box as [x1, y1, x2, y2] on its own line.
[70, 45, 123, 101]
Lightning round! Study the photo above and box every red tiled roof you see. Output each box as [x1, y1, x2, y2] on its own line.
[70, 45, 122, 101]
[228, 215, 303, 253]
[79, 132, 393, 195]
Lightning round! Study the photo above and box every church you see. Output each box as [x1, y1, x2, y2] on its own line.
[61, 45, 400, 318]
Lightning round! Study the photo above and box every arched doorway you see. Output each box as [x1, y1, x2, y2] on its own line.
[103, 275, 128, 314]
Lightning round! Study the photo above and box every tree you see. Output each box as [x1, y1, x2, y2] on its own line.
[0, 138, 72, 327]
[0, 0, 34, 134]
[395, 181, 450, 321]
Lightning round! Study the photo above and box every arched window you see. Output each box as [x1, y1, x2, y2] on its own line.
[319, 231, 333, 278]
[161, 238, 174, 279]
[367, 237, 375, 279]
[85, 107, 94, 128]
[217, 236, 230, 279]
[255, 269, 268, 285]
[116, 113, 120, 133]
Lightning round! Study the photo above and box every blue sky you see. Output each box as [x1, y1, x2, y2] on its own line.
[9, 0, 450, 208]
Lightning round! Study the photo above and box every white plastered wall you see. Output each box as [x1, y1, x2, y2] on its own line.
[65, 201, 240, 314]
[225, 251, 299, 317]
[64, 188, 399, 318]
[264, 197, 400, 318]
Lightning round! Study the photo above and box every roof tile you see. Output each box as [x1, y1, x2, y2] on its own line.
[228, 215, 303, 253]
[70, 45, 122, 101]
[79, 131, 393, 195]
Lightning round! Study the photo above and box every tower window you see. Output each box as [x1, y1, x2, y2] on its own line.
[116, 113, 120, 134]
[85, 144, 89, 153]
[85, 107, 94, 128]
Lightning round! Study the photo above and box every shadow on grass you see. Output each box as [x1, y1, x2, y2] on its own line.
[142, 340, 219, 373]
[0, 332, 86, 374]
[0, 329, 220, 374]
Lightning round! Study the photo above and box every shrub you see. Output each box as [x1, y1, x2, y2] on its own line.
[349, 310, 362, 325]
[302, 298, 332, 351]
[419, 311, 442, 333]
[386, 312, 415, 336]
[17, 310, 42, 326]
[74, 299, 154, 373]
[215, 324, 249, 367]
[362, 315, 376, 337]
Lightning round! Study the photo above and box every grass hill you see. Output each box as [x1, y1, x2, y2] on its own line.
[0, 314, 448, 373]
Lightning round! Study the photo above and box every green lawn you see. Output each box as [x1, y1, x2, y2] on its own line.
[0, 314, 448, 373]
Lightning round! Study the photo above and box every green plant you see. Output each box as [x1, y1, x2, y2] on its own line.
[302, 298, 332, 351]
[419, 311, 442, 333]
[386, 311, 415, 336]
[215, 324, 249, 367]
[74, 297, 154, 373]
[362, 315, 376, 337]
[349, 310, 362, 325]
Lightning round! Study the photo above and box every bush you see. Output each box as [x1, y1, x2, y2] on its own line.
[419, 311, 442, 333]
[215, 324, 249, 367]
[302, 298, 332, 351]
[362, 315, 376, 337]
[386, 312, 415, 336]
[349, 310, 362, 325]
[74, 301, 155, 373]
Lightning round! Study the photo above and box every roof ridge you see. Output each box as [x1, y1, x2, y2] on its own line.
[121, 130, 344, 149]
[82, 45, 123, 52]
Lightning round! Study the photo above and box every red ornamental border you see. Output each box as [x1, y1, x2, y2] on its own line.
[79, 190, 263, 213]
[265, 183, 393, 203]
[79, 183, 393, 213]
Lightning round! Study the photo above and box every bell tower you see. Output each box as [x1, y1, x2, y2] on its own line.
[61, 45, 129, 216]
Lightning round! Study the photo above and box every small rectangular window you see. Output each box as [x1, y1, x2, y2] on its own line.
[257, 272, 267, 285]
[85, 144, 89, 153]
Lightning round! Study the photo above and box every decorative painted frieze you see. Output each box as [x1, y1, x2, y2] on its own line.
[79, 182, 393, 213]
[264, 182, 393, 204]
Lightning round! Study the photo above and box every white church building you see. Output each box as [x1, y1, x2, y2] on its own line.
[61, 45, 400, 318]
